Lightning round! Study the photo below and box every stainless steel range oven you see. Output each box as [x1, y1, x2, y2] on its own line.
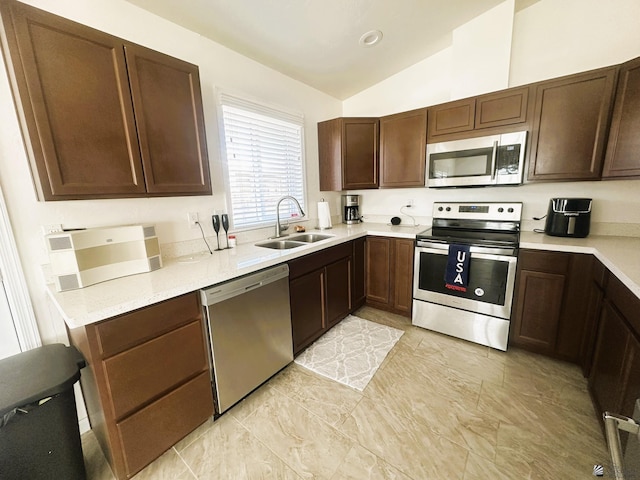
[412, 202, 522, 351]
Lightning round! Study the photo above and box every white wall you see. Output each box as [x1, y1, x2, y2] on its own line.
[0, 0, 342, 346]
[343, 0, 640, 233]
[451, 0, 514, 98]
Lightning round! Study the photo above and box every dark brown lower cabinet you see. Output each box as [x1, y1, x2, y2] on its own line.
[509, 249, 592, 362]
[365, 236, 414, 317]
[67, 292, 213, 479]
[589, 275, 640, 426]
[289, 242, 354, 356]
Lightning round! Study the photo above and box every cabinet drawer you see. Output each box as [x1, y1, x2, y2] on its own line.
[518, 249, 569, 274]
[104, 320, 208, 420]
[117, 371, 213, 477]
[288, 242, 352, 279]
[96, 292, 201, 357]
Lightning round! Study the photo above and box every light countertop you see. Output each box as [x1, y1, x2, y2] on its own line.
[48, 223, 640, 329]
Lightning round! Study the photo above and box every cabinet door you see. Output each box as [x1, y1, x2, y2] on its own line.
[428, 98, 475, 139]
[366, 237, 391, 306]
[475, 87, 530, 129]
[511, 269, 565, 353]
[392, 238, 414, 316]
[352, 237, 366, 309]
[342, 118, 379, 189]
[318, 118, 342, 191]
[510, 250, 569, 354]
[603, 57, 640, 179]
[589, 302, 630, 416]
[528, 67, 617, 181]
[125, 44, 211, 195]
[379, 109, 427, 188]
[325, 257, 352, 328]
[0, 1, 145, 200]
[290, 269, 325, 355]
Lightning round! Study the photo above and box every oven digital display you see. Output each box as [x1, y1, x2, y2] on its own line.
[459, 205, 489, 213]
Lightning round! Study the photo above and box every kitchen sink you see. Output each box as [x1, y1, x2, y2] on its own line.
[255, 240, 307, 250]
[288, 233, 334, 243]
[255, 233, 334, 250]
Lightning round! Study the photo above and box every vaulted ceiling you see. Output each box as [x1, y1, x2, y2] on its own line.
[125, 0, 539, 99]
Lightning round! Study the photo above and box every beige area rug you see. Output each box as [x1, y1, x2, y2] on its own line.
[294, 315, 404, 391]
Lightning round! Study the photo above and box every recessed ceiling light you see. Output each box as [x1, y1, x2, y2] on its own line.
[359, 30, 383, 48]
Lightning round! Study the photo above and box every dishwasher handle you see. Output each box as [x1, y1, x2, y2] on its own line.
[200, 264, 289, 306]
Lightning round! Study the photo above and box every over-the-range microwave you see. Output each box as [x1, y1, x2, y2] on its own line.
[426, 130, 527, 188]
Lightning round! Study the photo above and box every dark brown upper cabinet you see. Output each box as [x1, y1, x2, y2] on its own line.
[527, 66, 618, 182]
[0, 1, 211, 200]
[318, 117, 379, 191]
[427, 87, 530, 141]
[379, 108, 427, 188]
[602, 56, 640, 179]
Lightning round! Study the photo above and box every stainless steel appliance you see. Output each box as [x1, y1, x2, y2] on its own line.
[342, 194, 361, 224]
[544, 198, 592, 238]
[412, 202, 522, 350]
[603, 399, 640, 479]
[200, 264, 293, 414]
[426, 131, 527, 188]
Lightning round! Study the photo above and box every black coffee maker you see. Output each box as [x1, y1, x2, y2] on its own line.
[544, 198, 592, 238]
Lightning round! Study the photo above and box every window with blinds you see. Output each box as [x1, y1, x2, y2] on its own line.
[219, 93, 306, 230]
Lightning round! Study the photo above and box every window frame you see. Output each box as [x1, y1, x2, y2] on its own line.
[217, 90, 308, 232]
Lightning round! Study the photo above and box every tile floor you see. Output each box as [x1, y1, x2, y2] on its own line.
[82, 306, 610, 479]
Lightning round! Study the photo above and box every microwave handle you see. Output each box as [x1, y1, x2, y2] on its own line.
[490, 140, 498, 181]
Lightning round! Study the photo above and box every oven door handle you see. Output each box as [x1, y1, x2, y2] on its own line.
[415, 241, 517, 257]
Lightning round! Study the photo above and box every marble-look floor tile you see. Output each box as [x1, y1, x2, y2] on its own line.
[239, 390, 353, 479]
[269, 363, 363, 426]
[131, 448, 193, 480]
[464, 451, 532, 480]
[339, 395, 469, 480]
[500, 364, 595, 417]
[173, 418, 215, 453]
[82, 430, 115, 480]
[413, 338, 505, 387]
[494, 422, 608, 480]
[331, 444, 414, 480]
[365, 346, 483, 405]
[179, 414, 301, 480]
[477, 381, 603, 449]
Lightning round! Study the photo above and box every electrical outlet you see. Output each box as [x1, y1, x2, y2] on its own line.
[407, 199, 414, 207]
[187, 212, 198, 229]
[42, 224, 63, 235]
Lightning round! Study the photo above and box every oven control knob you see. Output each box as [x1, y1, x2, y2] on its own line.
[446, 207, 451, 212]
[438, 206, 443, 211]
[508, 207, 514, 213]
[475, 288, 485, 297]
[498, 207, 504, 213]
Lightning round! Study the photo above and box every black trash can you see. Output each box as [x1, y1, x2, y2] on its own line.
[0, 343, 87, 480]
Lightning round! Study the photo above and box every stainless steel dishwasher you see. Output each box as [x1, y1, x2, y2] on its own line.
[200, 264, 293, 414]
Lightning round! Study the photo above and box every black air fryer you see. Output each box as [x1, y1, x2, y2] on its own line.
[544, 198, 592, 238]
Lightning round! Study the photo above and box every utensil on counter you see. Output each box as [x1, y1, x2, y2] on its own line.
[212, 215, 222, 251]
[221, 214, 230, 248]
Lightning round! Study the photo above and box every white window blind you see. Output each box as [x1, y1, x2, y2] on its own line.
[220, 93, 306, 230]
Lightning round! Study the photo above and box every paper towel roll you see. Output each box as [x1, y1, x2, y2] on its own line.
[317, 201, 332, 230]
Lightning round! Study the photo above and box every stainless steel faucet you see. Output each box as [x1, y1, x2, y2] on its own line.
[272, 195, 305, 238]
